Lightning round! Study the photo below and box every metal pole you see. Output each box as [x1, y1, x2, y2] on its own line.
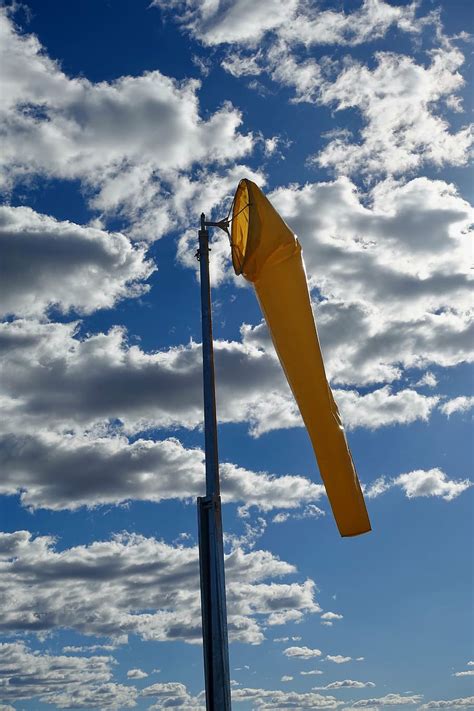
[197, 213, 232, 710]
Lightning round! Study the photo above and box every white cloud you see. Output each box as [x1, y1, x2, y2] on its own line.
[350, 693, 422, 707]
[127, 669, 148, 679]
[366, 469, 472, 502]
[144, 681, 205, 709]
[440, 396, 474, 417]
[284, 646, 322, 659]
[0, 530, 318, 645]
[0, 428, 324, 511]
[314, 680, 375, 690]
[63, 642, 124, 653]
[301, 669, 323, 675]
[272, 504, 325, 525]
[453, 671, 474, 677]
[0, 641, 137, 708]
[152, 0, 299, 46]
[333, 387, 439, 430]
[0, 205, 154, 318]
[0, 10, 254, 238]
[241, 176, 473, 390]
[159, 1, 472, 179]
[232, 686, 340, 708]
[315, 46, 472, 176]
[281, 675, 293, 682]
[394, 469, 471, 501]
[155, 0, 422, 49]
[415, 372, 438, 388]
[280, 0, 422, 48]
[419, 698, 474, 710]
[321, 611, 343, 625]
[326, 655, 352, 664]
[0, 320, 439, 445]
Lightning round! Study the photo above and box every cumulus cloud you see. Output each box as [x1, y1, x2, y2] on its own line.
[320, 611, 343, 626]
[154, 0, 422, 49]
[440, 396, 474, 417]
[232, 686, 340, 708]
[0, 641, 137, 708]
[0, 205, 154, 318]
[279, 0, 422, 48]
[0, 315, 450, 521]
[0, 530, 318, 645]
[284, 646, 322, 659]
[419, 698, 474, 709]
[225, 176, 473, 393]
[366, 469, 471, 502]
[0, 320, 439, 443]
[350, 693, 422, 707]
[157, 0, 471, 177]
[272, 505, 325, 525]
[0, 9, 254, 239]
[143, 681, 205, 709]
[415, 372, 438, 388]
[453, 671, 474, 677]
[0, 429, 323, 511]
[314, 680, 375, 690]
[333, 387, 439, 430]
[326, 655, 353, 664]
[127, 669, 148, 679]
[152, 0, 299, 46]
[315, 46, 473, 176]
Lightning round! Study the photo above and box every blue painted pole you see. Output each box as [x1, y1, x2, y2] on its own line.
[197, 213, 232, 710]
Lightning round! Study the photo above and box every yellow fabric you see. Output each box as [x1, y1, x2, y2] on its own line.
[231, 178, 371, 537]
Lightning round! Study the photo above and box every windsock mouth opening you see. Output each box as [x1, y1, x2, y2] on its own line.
[231, 179, 250, 275]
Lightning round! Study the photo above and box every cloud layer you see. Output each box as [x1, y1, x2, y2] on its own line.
[0, 530, 319, 645]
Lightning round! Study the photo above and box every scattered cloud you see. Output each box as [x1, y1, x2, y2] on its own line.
[154, 0, 424, 51]
[241, 175, 473, 390]
[320, 611, 343, 627]
[315, 46, 472, 176]
[232, 686, 340, 708]
[272, 504, 325, 524]
[415, 372, 438, 388]
[0, 641, 137, 708]
[0, 428, 323, 512]
[127, 668, 148, 679]
[142, 681, 204, 709]
[440, 396, 474, 417]
[0, 530, 318, 645]
[0, 9, 254, 239]
[284, 646, 322, 659]
[326, 655, 353, 664]
[152, 0, 299, 47]
[0, 206, 154, 318]
[453, 670, 474, 677]
[366, 469, 471, 502]
[418, 698, 474, 710]
[349, 693, 422, 706]
[155, 0, 471, 178]
[314, 680, 375, 690]
[0, 319, 442, 447]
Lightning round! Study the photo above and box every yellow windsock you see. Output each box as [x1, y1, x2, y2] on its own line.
[231, 178, 371, 537]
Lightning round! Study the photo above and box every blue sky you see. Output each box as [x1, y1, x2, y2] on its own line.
[0, 0, 472, 709]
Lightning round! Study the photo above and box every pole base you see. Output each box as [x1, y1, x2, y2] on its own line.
[198, 495, 232, 710]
